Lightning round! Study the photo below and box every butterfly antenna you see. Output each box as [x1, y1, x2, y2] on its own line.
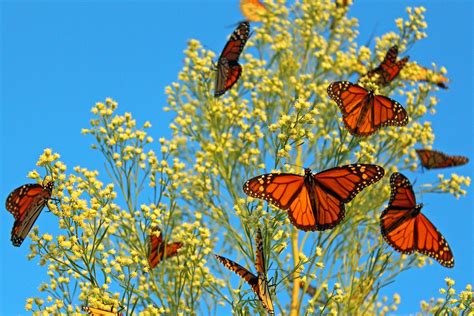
[364, 22, 379, 48]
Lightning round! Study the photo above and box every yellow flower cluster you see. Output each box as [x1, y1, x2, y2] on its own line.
[420, 279, 473, 314]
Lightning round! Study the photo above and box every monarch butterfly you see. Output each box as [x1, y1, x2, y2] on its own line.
[6, 181, 54, 247]
[380, 172, 454, 268]
[416, 149, 468, 170]
[300, 281, 316, 297]
[243, 164, 385, 231]
[81, 305, 123, 316]
[148, 227, 183, 268]
[327, 81, 409, 136]
[362, 45, 409, 87]
[404, 63, 449, 89]
[214, 22, 250, 97]
[240, 0, 267, 22]
[215, 228, 274, 314]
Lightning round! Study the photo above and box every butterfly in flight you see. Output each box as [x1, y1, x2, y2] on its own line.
[215, 228, 274, 314]
[82, 305, 123, 316]
[362, 45, 409, 87]
[380, 172, 454, 268]
[214, 21, 250, 97]
[327, 81, 409, 136]
[6, 181, 54, 247]
[240, 0, 267, 22]
[408, 63, 449, 89]
[243, 164, 384, 231]
[148, 227, 183, 268]
[416, 149, 468, 170]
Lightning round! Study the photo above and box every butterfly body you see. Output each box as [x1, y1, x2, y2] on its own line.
[244, 164, 384, 231]
[6, 181, 54, 247]
[214, 22, 250, 97]
[380, 173, 454, 268]
[328, 81, 408, 136]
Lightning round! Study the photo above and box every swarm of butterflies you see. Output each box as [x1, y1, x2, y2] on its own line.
[5, 0, 469, 314]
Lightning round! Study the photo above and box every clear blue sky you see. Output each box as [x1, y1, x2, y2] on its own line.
[1, 0, 472, 314]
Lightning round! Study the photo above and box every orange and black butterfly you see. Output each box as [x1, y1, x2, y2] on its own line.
[6, 181, 54, 247]
[215, 228, 274, 314]
[327, 81, 409, 136]
[408, 64, 449, 89]
[416, 149, 468, 170]
[243, 164, 384, 231]
[380, 172, 454, 268]
[240, 0, 267, 22]
[148, 227, 183, 268]
[362, 45, 409, 87]
[82, 305, 123, 316]
[214, 21, 250, 97]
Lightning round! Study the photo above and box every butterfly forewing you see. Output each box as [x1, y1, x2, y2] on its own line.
[415, 214, 454, 267]
[215, 254, 258, 292]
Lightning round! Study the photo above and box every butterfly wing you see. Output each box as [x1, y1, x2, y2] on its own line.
[148, 228, 182, 268]
[243, 173, 317, 230]
[6, 182, 53, 246]
[380, 173, 418, 253]
[215, 254, 258, 293]
[416, 149, 469, 169]
[240, 0, 267, 22]
[215, 59, 242, 97]
[328, 81, 408, 136]
[254, 229, 274, 314]
[214, 22, 249, 97]
[414, 213, 454, 267]
[312, 164, 385, 230]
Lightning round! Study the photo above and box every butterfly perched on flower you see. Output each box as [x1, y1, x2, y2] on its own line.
[327, 81, 409, 136]
[214, 22, 250, 97]
[81, 305, 123, 316]
[416, 149, 469, 170]
[243, 164, 384, 231]
[380, 172, 454, 268]
[362, 45, 409, 87]
[240, 0, 267, 22]
[148, 227, 183, 268]
[6, 181, 54, 246]
[405, 63, 449, 89]
[215, 228, 274, 314]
